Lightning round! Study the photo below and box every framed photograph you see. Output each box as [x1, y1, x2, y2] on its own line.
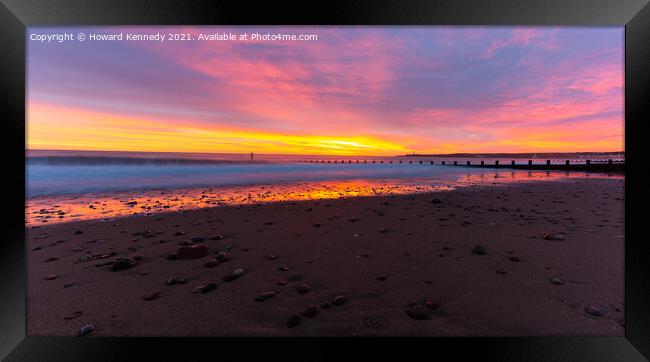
[1, 0, 648, 360]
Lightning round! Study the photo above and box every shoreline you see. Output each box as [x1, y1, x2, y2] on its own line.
[26, 171, 623, 227]
[26, 178, 624, 336]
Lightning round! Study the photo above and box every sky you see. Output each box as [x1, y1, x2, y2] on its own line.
[27, 26, 624, 156]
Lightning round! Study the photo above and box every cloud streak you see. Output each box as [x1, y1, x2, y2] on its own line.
[27, 26, 624, 154]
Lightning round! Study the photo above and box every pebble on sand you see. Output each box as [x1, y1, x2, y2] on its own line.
[543, 233, 566, 241]
[550, 277, 565, 285]
[44, 274, 59, 280]
[431, 198, 442, 204]
[111, 257, 138, 271]
[265, 254, 278, 260]
[376, 274, 388, 281]
[405, 303, 431, 320]
[332, 295, 346, 306]
[175, 244, 208, 259]
[254, 291, 277, 302]
[232, 268, 244, 277]
[471, 244, 487, 255]
[222, 268, 244, 282]
[215, 251, 230, 262]
[378, 227, 390, 233]
[286, 315, 302, 328]
[143, 290, 161, 301]
[211, 234, 225, 240]
[78, 324, 95, 336]
[204, 259, 219, 268]
[193, 283, 217, 293]
[165, 277, 189, 285]
[585, 305, 605, 317]
[296, 283, 312, 294]
[320, 300, 332, 309]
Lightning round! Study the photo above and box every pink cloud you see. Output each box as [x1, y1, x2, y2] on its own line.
[482, 28, 559, 59]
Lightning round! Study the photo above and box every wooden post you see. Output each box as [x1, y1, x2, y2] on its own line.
[467, 161, 471, 165]
[511, 160, 515, 166]
[495, 160, 499, 166]
[565, 160, 570, 165]
[586, 160, 591, 165]
[481, 161, 484, 166]
[409, 161, 412, 164]
[430, 161, 434, 165]
[390, 160, 393, 163]
[380, 160, 384, 163]
[453, 161, 457, 165]
[372, 160, 376, 163]
[364, 160, 367, 163]
[419, 160, 422, 164]
[608, 159, 613, 164]
[546, 160, 551, 166]
[442, 161, 446, 165]
[528, 160, 532, 165]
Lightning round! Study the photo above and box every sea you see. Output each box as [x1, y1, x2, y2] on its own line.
[26, 149, 624, 198]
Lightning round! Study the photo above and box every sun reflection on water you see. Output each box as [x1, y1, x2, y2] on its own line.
[26, 170, 622, 226]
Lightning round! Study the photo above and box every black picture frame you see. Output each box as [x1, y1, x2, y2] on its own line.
[1, 0, 648, 360]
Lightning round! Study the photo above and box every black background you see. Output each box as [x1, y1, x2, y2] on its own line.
[1, 0, 648, 360]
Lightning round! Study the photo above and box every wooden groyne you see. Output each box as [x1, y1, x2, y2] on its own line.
[299, 159, 625, 173]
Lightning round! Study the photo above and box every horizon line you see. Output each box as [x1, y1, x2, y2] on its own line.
[26, 148, 626, 157]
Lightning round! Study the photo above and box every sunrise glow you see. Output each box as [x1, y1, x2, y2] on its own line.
[27, 26, 624, 155]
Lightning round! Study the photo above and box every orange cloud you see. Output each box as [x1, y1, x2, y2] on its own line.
[27, 102, 408, 155]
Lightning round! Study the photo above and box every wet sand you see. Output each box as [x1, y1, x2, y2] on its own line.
[26, 170, 618, 226]
[26, 178, 625, 336]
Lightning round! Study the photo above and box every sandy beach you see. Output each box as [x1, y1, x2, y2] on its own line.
[26, 177, 625, 337]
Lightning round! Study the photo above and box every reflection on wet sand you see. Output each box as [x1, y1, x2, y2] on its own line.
[26, 170, 622, 226]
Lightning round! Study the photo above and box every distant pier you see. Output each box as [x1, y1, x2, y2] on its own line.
[299, 159, 625, 173]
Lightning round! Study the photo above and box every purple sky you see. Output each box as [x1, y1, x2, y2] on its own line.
[27, 26, 624, 155]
